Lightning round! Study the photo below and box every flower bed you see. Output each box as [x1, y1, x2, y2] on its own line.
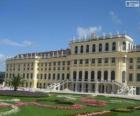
[30, 102, 85, 110]
[74, 110, 111, 116]
[80, 97, 107, 106]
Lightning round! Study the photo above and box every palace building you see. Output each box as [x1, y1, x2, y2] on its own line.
[4, 34, 140, 95]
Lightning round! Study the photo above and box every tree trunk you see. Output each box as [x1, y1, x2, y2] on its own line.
[14, 86, 17, 91]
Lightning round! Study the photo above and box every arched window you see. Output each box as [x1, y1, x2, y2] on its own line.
[79, 71, 82, 81]
[43, 83, 46, 88]
[97, 71, 101, 81]
[105, 43, 109, 51]
[123, 42, 126, 50]
[73, 71, 76, 81]
[85, 71, 88, 81]
[112, 42, 116, 51]
[48, 73, 51, 80]
[86, 45, 89, 53]
[80, 45, 83, 53]
[62, 73, 65, 80]
[92, 44, 96, 52]
[75, 46, 78, 54]
[122, 71, 125, 83]
[53, 74, 55, 80]
[67, 73, 70, 80]
[111, 71, 115, 81]
[104, 71, 108, 81]
[99, 43, 102, 52]
[57, 74, 60, 80]
[91, 71, 95, 81]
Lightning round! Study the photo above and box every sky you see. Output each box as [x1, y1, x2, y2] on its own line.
[0, 0, 140, 71]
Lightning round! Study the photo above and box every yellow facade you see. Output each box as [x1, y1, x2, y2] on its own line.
[5, 34, 140, 95]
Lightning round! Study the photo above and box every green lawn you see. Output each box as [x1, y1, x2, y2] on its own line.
[0, 94, 140, 116]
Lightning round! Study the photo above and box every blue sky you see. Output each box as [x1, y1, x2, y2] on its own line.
[0, 0, 140, 71]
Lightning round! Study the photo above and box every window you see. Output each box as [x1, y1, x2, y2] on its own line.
[91, 71, 94, 81]
[27, 73, 29, 79]
[30, 73, 33, 79]
[104, 58, 108, 63]
[53, 62, 56, 66]
[86, 45, 89, 53]
[85, 59, 89, 64]
[62, 61, 65, 65]
[129, 58, 133, 63]
[79, 59, 83, 64]
[84, 71, 88, 81]
[112, 42, 116, 51]
[73, 71, 76, 81]
[137, 73, 140, 81]
[44, 74, 47, 79]
[122, 42, 126, 50]
[57, 74, 60, 80]
[79, 71, 82, 81]
[137, 57, 140, 63]
[111, 71, 115, 81]
[92, 44, 96, 52]
[122, 57, 126, 63]
[62, 73, 65, 80]
[104, 71, 108, 81]
[137, 65, 140, 69]
[91, 59, 95, 64]
[105, 43, 109, 51]
[74, 60, 77, 64]
[97, 71, 101, 81]
[98, 58, 102, 63]
[53, 74, 55, 80]
[80, 45, 83, 53]
[48, 74, 51, 80]
[129, 65, 133, 69]
[129, 73, 133, 81]
[122, 71, 125, 83]
[112, 57, 115, 63]
[67, 61, 70, 65]
[58, 62, 60, 65]
[99, 43, 102, 52]
[67, 73, 70, 80]
[75, 46, 78, 54]
[49, 62, 51, 66]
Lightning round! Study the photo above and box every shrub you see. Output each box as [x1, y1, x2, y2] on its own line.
[127, 106, 135, 109]
[111, 108, 132, 112]
[54, 99, 74, 105]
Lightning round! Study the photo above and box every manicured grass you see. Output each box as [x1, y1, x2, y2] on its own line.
[0, 93, 140, 116]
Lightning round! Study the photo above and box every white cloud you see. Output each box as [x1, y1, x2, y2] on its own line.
[109, 11, 122, 25]
[0, 39, 33, 47]
[77, 26, 102, 38]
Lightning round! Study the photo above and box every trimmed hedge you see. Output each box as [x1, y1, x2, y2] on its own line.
[0, 90, 47, 97]
[111, 108, 133, 112]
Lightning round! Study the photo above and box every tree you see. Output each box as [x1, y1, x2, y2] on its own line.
[8, 75, 25, 91]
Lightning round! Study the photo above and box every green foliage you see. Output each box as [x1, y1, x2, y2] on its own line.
[7, 75, 25, 91]
[111, 108, 133, 112]
[54, 99, 74, 105]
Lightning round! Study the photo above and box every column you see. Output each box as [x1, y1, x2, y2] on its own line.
[95, 83, 98, 93]
[104, 84, 106, 94]
[111, 83, 115, 94]
[108, 70, 111, 82]
[101, 70, 104, 81]
[82, 70, 84, 92]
